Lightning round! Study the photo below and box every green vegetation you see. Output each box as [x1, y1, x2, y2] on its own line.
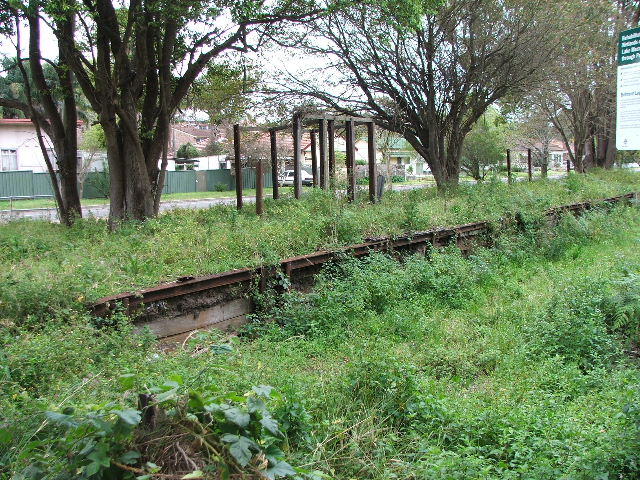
[0, 170, 638, 324]
[1, 195, 640, 478]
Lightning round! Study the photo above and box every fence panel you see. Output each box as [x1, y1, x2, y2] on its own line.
[205, 169, 233, 191]
[0, 171, 35, 198]
[165, 170, 197, 194]
[33, 173, 54, 196]
[238, 168, 273, 190]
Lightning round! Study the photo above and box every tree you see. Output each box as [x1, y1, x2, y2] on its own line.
[0, 6, 82, 225]
[78, 123, 106, 197]
[461, 109, 506, 180]
[284, 0, 569, 189]
[508, 109, 555, 178]
[189, 61, 261, 124]
[42, 0, 324, 226]
[176, 143, 199, 159]
[204, 139, 230, 156]
[532, 0, 639, 173]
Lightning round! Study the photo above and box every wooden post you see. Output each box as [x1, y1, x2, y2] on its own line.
[367, 121, 377, 203]
[506, 148, 512, 184]
[566, 155, 571, 173]
[345, 119, 356, 202]
[327, 119, 335, 188]
[292, 113, 302, 199]
[319, 119, 328, 190]
[256, 159, 263, 216]
[310, 130, 318, 187]
[527, 148, 532, 182]
[233, 124, 242, 210]
[270, 130, 279, 200]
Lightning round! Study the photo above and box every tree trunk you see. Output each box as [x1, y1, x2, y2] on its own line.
[584, 135, 596, 171]
[23, 8, 82, 225]
[411, 129, 461, 190]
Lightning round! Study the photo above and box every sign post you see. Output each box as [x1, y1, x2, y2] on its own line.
[617, 27, 640, 150]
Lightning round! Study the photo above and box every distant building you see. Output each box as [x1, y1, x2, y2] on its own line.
[170, 123, 225, 157]
[511, 139, 570, 169]
[0, 118, 98, 173]
[0, 119, 56, 172]
[383, 137, 426, 176]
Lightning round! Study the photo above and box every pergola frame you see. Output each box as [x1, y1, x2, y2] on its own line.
[233, 114, 378, 213]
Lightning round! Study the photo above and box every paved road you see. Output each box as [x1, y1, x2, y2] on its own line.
[0, 172, 573, 222]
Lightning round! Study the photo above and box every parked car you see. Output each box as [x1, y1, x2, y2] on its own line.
[278, 169, 313, 186]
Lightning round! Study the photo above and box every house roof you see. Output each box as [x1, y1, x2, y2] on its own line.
[0, 118, 84, 126]
[171, 123, 222, 139]
[0, 118, 33, 124]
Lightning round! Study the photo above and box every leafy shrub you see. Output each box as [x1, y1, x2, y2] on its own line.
[176, 142, 199, 159]
[214, 182, 229, 192]
[12, 381, 321, 479]
[345, 355, 452, 433]
[524, 281, 620, 370]
[602, 272, 640, 342]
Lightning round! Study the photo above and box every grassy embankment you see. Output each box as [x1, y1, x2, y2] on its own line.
[0, 170, 638, 325]
[1, 193, 639, 478]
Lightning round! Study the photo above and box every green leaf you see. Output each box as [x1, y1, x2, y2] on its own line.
[182, 471, 204, 479]
[264, 444, 285, 465]
[252, 385, 274, 398]
[247, 396, 267, 414]
[86, 443, 111, 475]
[120, 450, 141, 465]
[118, 373, 137, 391]
[210, 344, 233, 354]
[112, 409, 141, 426]
[264, 459, 296, 479]
[221, 434, 256, 467]
[260, 416, 282, 437]
[45, 411, 78, 428]
[223, 406, 250, 428]
[0, 428, 13, 445]
[156, 388, 178, 403]
[188, 391, 205, 411]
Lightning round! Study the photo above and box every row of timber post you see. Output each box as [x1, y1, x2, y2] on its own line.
[233, 114, 378, 215]
[507, 148, 571, 183]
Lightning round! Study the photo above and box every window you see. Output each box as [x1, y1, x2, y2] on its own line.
[0, 149, 17, 171]
[551, 153, 564, 165]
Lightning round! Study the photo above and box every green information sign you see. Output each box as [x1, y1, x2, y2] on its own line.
[619, 27, 640, 65]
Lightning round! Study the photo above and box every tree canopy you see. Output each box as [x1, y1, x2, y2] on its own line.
[279, 0, 585, 188]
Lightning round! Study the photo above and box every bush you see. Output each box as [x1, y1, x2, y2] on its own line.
[176, 142, 199, 159]
[524, 281, 620, 370]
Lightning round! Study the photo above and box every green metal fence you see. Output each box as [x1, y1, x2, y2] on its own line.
[0, 168, 274, 199]
[0, 171, 35, 198]
[33, 173, 54, 196]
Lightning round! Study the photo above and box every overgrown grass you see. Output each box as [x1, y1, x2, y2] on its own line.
[0, 170, 638, 325]
[1, 202, 640, 478]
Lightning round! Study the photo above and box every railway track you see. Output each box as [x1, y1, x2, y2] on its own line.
[91, 192, 637, 341]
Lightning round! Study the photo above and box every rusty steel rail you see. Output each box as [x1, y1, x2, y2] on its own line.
[91, 192, 637, 318]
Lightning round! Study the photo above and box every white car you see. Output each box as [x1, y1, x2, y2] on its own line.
[278, 169, 313, 186]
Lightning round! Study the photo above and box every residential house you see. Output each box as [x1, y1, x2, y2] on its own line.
[0, 118, 95, 173]
[169, 122, 224, 157]
[382, 137, 426, 176]
[511, 139, 570, 170]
